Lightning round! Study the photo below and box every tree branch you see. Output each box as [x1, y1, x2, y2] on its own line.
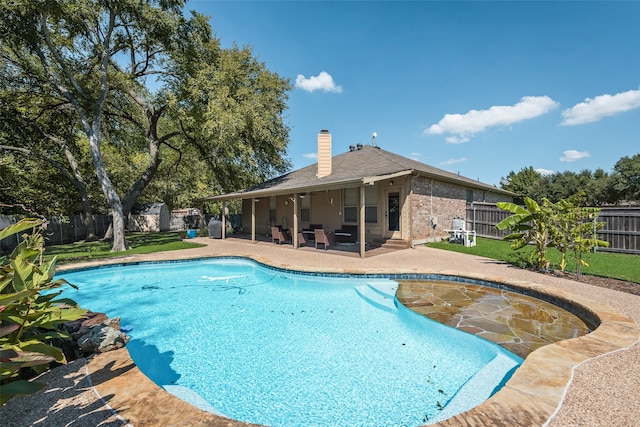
[0, 145, 77, 185]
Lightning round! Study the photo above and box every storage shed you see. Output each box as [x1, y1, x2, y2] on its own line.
[128, 203, 170, 232]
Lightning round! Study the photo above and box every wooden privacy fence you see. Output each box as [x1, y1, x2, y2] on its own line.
[595, 207, 640, 254]
[0, 215, 113, 253]
[0, 213, 207, 254]
[466, 203, 640, 255]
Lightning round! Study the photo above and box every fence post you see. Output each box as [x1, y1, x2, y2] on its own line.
[593, 217, 597, 253]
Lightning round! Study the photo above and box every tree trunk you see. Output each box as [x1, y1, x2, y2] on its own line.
[79, 190, 97, 241]
[87, 132, 128, 251]
[123, 132, 164, 217]
[102, 119, 166, 240]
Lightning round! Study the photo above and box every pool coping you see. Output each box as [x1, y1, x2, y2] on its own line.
[66, 253, 640, 427]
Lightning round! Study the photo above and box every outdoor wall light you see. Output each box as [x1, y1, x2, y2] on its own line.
[389, 180, 394, 186]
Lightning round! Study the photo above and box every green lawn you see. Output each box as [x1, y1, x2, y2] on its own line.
[44, 231, 638, 284]
[45, 231, 206, 264]
[427, 237, 640, 284]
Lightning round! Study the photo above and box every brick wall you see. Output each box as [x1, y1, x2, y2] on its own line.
[411, 177, 466, 242]
[410, 177, 512, 243]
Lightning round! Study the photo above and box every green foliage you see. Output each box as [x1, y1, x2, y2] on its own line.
[0, 219, 87, 404]
[1, 0, 292, 229]
[551, 193, 609, 277]
[496, 195, 610, 274]
[610, 153, 640, 202]
[496, 197, 557, 270]
[500, 166, 546, 204]
[500, 153, 640, 205]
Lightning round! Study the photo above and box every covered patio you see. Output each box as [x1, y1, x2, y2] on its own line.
[217, 229, 406, 258]
[196, 130, 514, 259]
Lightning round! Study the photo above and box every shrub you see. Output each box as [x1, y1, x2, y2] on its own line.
[0, 218, 87, 404]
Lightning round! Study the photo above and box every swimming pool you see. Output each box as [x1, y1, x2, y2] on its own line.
[58, 257, 522, 426]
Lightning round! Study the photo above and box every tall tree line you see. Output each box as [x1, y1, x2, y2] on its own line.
[500, 153, 640, 205]
[0, 0, 291, 251]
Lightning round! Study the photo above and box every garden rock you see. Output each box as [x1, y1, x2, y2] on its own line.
[65, 311, 109, 340]
[77, 319, 130, 355]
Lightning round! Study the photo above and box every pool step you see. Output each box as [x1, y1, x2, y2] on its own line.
[163, 385, 226, 416]
[354, 280, 399, 313]
[430, 352, 521, 423]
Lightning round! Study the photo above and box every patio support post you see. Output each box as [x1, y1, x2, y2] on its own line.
[251, 198, 256, 243]
[359, 185, 366, 259]
[221, 201, 226, 239]
[292, 194, 299, 248]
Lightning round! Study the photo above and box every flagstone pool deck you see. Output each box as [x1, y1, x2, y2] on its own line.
[3, 237, 639, 426]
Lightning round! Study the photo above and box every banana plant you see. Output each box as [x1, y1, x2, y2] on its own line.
[495, 197, 557, 270]
[551, 194, 609, 277]
[1, 218, 87, 404]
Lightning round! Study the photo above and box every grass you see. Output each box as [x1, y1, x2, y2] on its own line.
[427, 237, 640, 284]
[45, 231, 206, 264]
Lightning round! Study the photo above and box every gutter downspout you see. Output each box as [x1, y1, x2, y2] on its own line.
[431, 179, 435, 242]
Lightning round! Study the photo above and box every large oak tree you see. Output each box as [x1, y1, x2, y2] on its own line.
[1, 0, 290, 251]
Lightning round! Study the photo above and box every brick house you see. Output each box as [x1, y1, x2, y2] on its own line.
[198, 130, 514, 258]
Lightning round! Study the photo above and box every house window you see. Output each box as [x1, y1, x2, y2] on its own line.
[344, 188, 358, 222]
[466, 189, 474, 203]
[300, 195, 310, 222]
[343, 187, 378, 223]
[269, 196, 277, 225]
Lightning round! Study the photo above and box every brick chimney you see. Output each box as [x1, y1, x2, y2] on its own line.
[317, 130, 332, 178]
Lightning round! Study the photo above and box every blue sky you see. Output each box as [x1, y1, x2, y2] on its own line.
[188, 1, 640, 187]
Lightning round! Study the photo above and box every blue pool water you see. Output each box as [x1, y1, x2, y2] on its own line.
[57, 258, 522, 426]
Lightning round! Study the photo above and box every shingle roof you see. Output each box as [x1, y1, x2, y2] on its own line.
[199, 145, 513, 201]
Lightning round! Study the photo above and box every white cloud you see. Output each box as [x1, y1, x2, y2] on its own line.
[445, 135, 470, 144]
[295, 71, 342, 93]
[535, 168, 555, 176]
[561, 87, 640, 125]
[425, 96, 559, 143]
[303, 152, 318, 160]
[440, 157, 468, 166]
[560, 150, 590, 162]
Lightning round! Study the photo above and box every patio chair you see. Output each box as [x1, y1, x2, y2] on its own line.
[271, 226, 290, 245]
[297, 232, 308, 247]
[314, 228, 333, 250]
[445, 218, 476, 247]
